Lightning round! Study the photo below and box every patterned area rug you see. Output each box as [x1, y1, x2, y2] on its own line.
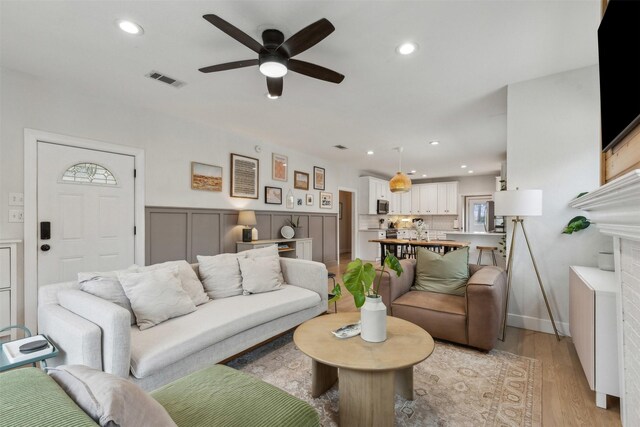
[227, 333, 542, 426]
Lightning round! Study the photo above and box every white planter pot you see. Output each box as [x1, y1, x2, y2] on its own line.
[361, 296, 387, 342]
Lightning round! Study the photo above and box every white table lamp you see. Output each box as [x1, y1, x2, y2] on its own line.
[493, 188, 560, 341]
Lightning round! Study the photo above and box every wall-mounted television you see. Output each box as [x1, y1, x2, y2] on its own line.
[598, 0, 640, 152]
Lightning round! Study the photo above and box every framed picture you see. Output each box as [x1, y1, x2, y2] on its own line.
[230, 153, 259, 199]
[339, 202, 343, 219]
[265, 186, 282, 204]
[272, 153, 288, 182]
[313, 166, 325, 190]
[294, 171, 309, 190]
[320, 192, 333, 209]
[191, 162, 222, 192]
[306, 194, 314, 206]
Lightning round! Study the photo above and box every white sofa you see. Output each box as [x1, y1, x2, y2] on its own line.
[38, 257, 328, 391]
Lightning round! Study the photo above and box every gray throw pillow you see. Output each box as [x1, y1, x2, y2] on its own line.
[413, 246, 470, 296]
[196, 253, 246, 299]
[118, 266, 196, 330]
[245, 245, 285, 284]
[239, 255, 284, 295]
[78, 267, 138, 325]
[138, 260, 209, 306]
[48, 365, 176, 427]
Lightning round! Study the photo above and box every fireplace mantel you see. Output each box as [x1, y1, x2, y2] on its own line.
[570, 169, 640, 426]
[569, 169, 640, 241]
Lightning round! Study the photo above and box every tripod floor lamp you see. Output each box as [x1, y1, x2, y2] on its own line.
[493, 189, 561, 341]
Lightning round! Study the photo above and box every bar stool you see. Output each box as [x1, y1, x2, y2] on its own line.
[327, 272, 338, 313]
[477, 246, 498, 266]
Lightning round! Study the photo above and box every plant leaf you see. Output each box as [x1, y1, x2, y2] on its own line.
[384, 253, 404, 277]
[562, 216, 591, 234]
[343, 259, 376, 308]
[576, 192, 588, 199]
[328, 283, 342, 304]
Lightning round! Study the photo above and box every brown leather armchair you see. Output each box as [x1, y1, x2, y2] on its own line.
[377, 259, 507, 351]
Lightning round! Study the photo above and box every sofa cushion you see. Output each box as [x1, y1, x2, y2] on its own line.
[245, 245, 285, 284]
[0, 367, 96, 427]
[392, 290, 467, 344]
[196, 253, 246, 299]
[78, 267, 138, 325]
[118, 266, 197, 331]
[152, 365, 320, 427]
[139, 260, 209, 306]
[239, 255, 284, 295]
[129, 285, 321, 378]
[48, 365, 176, 427]
[413, 246, 470, 296]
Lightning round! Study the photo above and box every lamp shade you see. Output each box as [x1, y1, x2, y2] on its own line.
[237, 210, 257, 226]
[389, 172, 412, 193]
[493, 189, 542, 217]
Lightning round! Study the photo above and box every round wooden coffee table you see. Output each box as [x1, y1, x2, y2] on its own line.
[294, 312, 434, 426]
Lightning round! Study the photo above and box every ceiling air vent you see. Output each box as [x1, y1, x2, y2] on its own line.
[146, 71, 186, 88]
[333, 145, 348, 150]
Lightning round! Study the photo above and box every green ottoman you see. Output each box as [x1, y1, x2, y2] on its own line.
[152, 364, 320, 427]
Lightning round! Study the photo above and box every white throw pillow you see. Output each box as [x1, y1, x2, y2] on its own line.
[245, 245, 285, 283]
[78, 266, 138, 325]
[118, 266, 196, 330]
[238, 256, 284, 295]
[48, 365, 176, 427]
[138, 260, 209, 306]
[196, 253, 246, 299]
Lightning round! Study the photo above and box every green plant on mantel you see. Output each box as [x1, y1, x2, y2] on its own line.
[562, 192, 591, 235]
[329, 252, 403, 308]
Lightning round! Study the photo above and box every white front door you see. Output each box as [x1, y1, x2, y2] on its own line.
[37, 142, 136, 285]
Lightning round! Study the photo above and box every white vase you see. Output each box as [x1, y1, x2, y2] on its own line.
[361, 296, 387, 342]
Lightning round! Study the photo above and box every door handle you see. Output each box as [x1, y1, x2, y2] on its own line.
[40, 222, 51, 240]
[40, 244, 51, 252]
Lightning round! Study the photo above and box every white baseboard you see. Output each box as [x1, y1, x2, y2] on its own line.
[507, 313, 570, 337]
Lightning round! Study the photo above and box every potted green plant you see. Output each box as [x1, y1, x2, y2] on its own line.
[329, 253, 403, 342]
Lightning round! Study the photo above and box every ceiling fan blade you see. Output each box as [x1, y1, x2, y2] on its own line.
[203, 14, 264, 54]
[199, 59, 259, 73]
[288, 59, 344, 84]
[276, 18, 335, 58]
[267, 77, 283, 97]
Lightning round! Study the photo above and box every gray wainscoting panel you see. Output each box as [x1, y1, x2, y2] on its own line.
[145, 207, 338, 267]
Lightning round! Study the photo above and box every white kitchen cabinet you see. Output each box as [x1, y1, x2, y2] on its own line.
[401, 191, 412, 215]
[410, 187, 420, 215]
[359, 176, 390, 214]
[569, 266, 619, 409]
[295, 239, 313, 261]
[389, 192, 401, 215]
[437, 182, 458, 214]
[419, 184, 438, 214]
[0, 241, 19, 340]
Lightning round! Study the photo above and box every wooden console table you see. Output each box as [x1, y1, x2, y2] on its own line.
[236, 238, 312, 261]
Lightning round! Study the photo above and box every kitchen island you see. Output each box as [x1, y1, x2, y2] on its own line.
[445, 231, 506, 268]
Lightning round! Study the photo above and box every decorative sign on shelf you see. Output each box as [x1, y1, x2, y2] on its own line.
[230, 153, 259, 199]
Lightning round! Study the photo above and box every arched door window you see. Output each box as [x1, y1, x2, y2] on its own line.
[61, 162, 117, 185]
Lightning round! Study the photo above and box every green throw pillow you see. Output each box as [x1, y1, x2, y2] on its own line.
[413, 246, 469, 296]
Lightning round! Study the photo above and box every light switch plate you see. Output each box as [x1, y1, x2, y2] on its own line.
[9, 193, 24, 206]
[9, 209, 24, 223]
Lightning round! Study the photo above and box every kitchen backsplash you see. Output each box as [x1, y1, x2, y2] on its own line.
[359, 214, 458, 230]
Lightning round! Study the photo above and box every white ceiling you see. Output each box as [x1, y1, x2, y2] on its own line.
[0, 1, 600, 178]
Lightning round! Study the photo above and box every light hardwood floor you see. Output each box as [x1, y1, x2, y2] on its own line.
[326, 258, 621, 427]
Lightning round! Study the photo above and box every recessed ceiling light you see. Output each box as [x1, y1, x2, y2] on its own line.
[397, 42, 417, 55]
[410, 170, 417, 174]
[422, 174, 427, 178]
[429, 141, 439, 145]
[117, 20, 144, 35]
[468, 170, 474, 174]
[461, 165, 467, 169]
[367, 150, 374, 155]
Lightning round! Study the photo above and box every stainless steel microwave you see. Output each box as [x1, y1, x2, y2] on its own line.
[377, 199, 389, 214]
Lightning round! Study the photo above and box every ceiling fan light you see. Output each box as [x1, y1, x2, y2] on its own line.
[390, 172, 412, 193]
[259, 61, 287, 78]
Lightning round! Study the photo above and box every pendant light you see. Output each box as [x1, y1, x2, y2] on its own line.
[389, 147, 412, 193]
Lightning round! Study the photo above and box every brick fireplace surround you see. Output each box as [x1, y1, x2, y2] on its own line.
[571, 170, 640, 426]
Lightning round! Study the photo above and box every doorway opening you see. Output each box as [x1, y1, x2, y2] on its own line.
[338, 189, 355, 264]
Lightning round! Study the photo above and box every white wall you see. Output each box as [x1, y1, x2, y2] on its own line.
[506, 65, 609, 335]
[0, 67, 360, 242]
